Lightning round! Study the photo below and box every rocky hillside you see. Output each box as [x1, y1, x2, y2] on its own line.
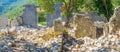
[0, 0, 36, 18]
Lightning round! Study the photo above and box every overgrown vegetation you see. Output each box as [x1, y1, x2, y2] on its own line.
[38, 0, 84, 27]
[38, 12, 47, 26]
[93, 0, 113, 21]
[37, 0, 120, 26]
[1, 0, 120, 25]
[5, 6, 24, 19]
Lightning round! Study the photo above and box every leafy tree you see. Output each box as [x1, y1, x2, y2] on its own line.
[38, 0, 85, 51]
[38, 12, 47, 26]
[79, 0, 94, 13]
[111, 0, 120, 8]
[38, 0, 84, 27]
[93, 0, 113, 21]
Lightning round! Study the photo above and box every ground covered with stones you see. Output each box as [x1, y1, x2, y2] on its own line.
[0, 26, 120, 52]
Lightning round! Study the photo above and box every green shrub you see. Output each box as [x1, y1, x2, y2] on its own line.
[38, 12, 46, 25]
[6, 6, 24, 19]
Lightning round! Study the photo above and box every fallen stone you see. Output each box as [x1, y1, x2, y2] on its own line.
[0, 42, 5, 47]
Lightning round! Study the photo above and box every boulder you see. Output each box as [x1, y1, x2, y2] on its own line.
[73, 14, 96, 38]
[54, 18, 64, 33]
[109, 6, 120, 35]
[8, 27, 17, 35]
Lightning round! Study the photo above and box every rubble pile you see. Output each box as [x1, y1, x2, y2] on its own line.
[64, 34, 120, 52]
[0, 26, 62, 52]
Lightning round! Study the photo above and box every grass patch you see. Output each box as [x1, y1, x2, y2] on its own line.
[38, 11, 47, 26]
[6, 6, 24, 19]
[38, 22, 46, 26]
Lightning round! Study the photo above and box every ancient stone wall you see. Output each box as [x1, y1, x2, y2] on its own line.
[21, 5, 38, 28]
[46, 4, 64, 27]
[54, 18, 64, 33]
[74, 14, 96, 38]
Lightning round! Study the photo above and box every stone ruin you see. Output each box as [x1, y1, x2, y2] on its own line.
[21, 4, 38, 28]
[72, 7, 120, 38]
[0, 15, 10, 29]
[0, 4, 119, 38]
[11, 4, 39, 28]
[46, 4, 64, 27]
[0, 4, 39, 29]
[72, 13, 110, 38]
[54, 18, 64, 33]
[109, 6, 120, 35]
[73, 14, 96, 38]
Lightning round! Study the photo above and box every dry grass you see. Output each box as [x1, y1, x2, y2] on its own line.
[0, 32, 2, 37]
[39, 27, 62, 41]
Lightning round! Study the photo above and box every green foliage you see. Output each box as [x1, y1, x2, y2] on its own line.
[61, 0, 84, 17]
[78, 0, 94, 12]
[6, 6, 24, 19]
[38, 12, 47, 26]
[2, 0, 120, 25]
[38, 0, 55, 14]
[38, 0, 85, 27]
[37, 0, 84, 17]
[38, 22, 46, 26]
[111, 0, 120, 8]
[93, 0, 113, 21]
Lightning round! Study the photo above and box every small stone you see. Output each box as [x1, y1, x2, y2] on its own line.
[3, 45, 12, 52]
[75, 44, 80, 48]
[7, 42, 12, 46]
[11, 42, 16, 47]
[0, 48, 2, 52]
[111, 38, 116, 41]
[9, 27, 16, 32]
[111, 49, 119, 52]
[108, 35, 112, 38]
[0, 42, 5, 47]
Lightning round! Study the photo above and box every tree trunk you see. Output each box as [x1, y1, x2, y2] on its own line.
[64, 11, 71, 28]
[65, 17, 70, 28]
